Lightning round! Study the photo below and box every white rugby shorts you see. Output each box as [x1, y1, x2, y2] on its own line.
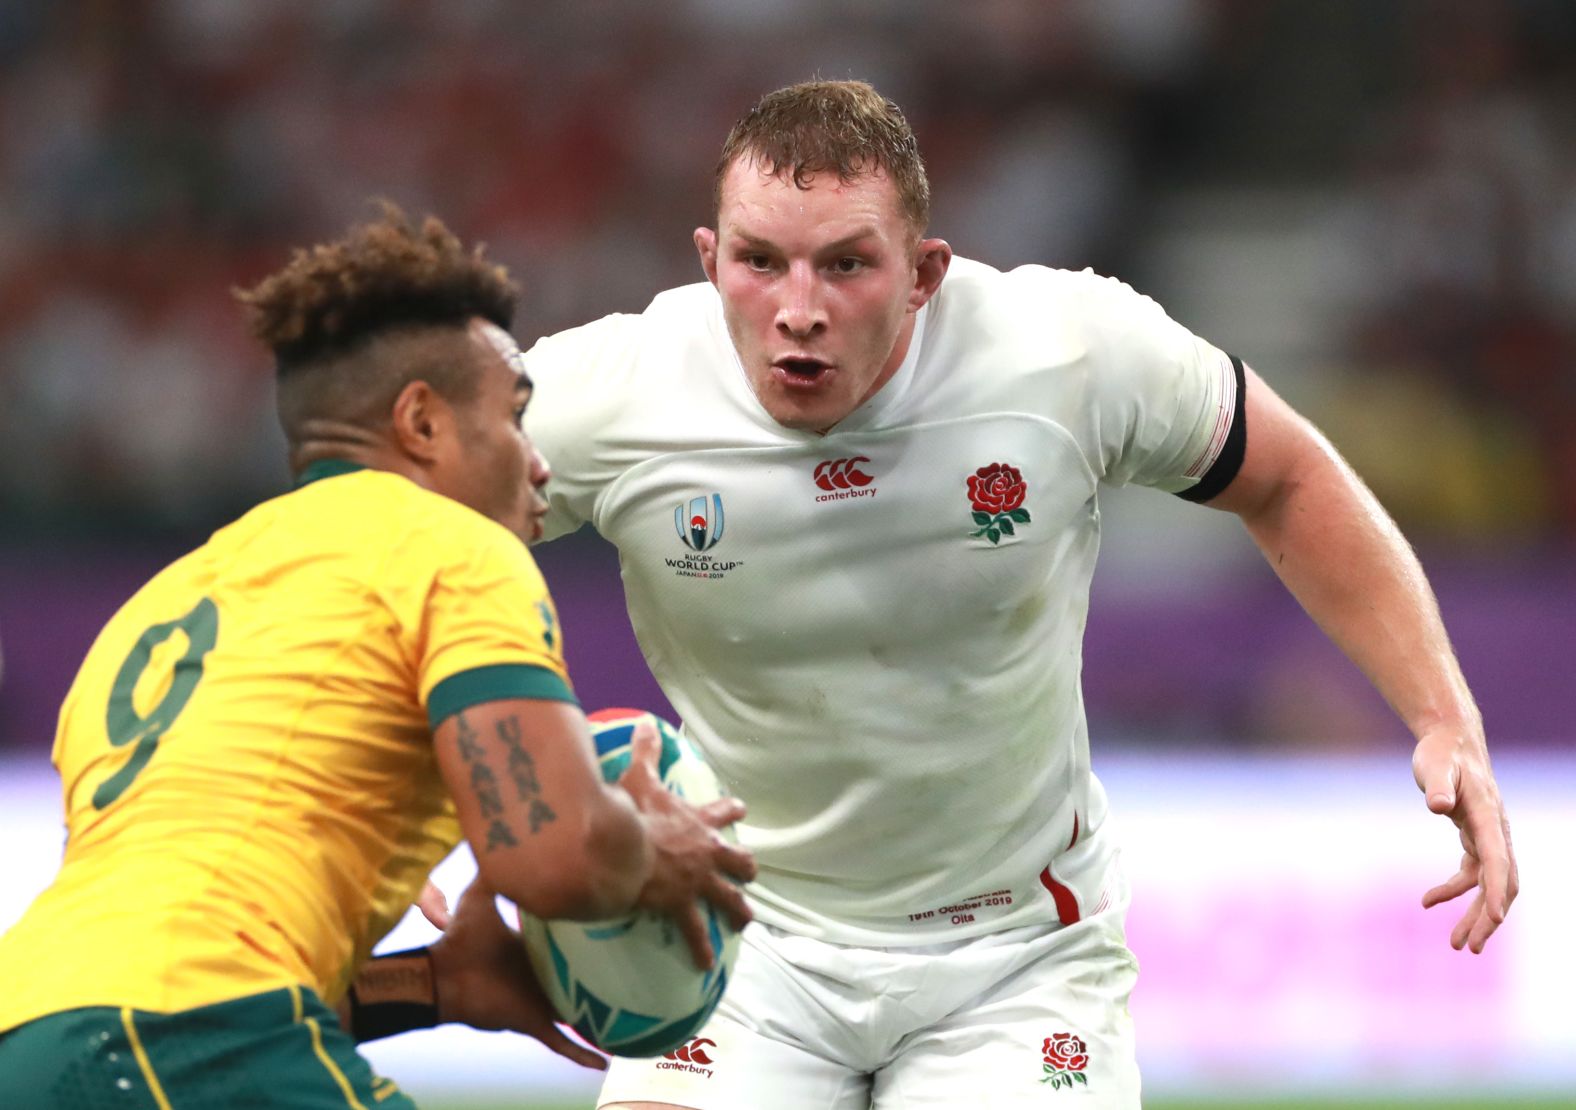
[596, 870, 1139, 1109]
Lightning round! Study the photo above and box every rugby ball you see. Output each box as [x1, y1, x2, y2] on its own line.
[517, 708, 742, 1057]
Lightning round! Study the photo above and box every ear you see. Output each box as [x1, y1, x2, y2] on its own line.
[908, 237, 952, 312]
[390, 380, 453, 465]
[694, 226, 720, 287]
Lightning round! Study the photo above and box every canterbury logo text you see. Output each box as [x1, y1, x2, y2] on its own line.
[814, 457, 874, 491]
[665, 1037, 716, 1066]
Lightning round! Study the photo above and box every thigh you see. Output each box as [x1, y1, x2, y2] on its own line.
[0, 1008, 166, 1110]
[144, 986, 419, 1109]
[598, 1010, 870, 1110]
[873, 915, 1142, 1109]
[596, 925, 872, 1110]
[0, 989, 418, 1110]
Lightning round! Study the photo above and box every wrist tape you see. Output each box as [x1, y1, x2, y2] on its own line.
[347, 946, 439, 1042]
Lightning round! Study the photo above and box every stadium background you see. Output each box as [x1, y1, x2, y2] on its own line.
[1, 1, 1573, 1106]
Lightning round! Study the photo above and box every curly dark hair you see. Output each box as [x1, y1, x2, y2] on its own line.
[236, 203, 518, 372]
[713, 79, 930, 233]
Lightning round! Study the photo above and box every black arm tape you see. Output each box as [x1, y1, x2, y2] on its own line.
[1176, 354, 1248, 504]
[347, 947, 439, 1043]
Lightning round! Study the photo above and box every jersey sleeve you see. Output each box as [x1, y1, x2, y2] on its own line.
[417, 520, 576, 729]
[1073, 271, 1243, 497]
[522, 313, 646, 542]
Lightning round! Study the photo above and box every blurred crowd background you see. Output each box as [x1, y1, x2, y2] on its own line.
[2, 0, 1573, 752]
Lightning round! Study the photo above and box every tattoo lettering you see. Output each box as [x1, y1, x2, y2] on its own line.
[486, 819, 518, 851]
[471, 762, 503, 818]
[454, 711, 484, 762]
[496, 715, 557, 832]
[528, 798, 556, 833]
[455, 710, 517, 851]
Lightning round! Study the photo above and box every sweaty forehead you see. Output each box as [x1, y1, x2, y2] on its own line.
[474, 319, 529, 385]
[719, 161, 905, 240]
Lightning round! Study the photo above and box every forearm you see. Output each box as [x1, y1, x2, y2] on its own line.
[1215, 368, 1514, 952]
[540, 787, 654, 920]
[1239, 436, 1480, 741]
[473, 799, 652, 922]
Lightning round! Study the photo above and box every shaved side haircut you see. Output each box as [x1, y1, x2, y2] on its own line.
[235, 205, 519, 443]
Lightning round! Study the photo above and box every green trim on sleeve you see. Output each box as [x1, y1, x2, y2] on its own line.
[427, 663, 578, 728]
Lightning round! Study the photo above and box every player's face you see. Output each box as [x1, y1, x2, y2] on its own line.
[450, 320, 551, 543]
[696, 159, 950, 433]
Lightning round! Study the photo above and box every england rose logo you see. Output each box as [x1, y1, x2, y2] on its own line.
[967, 462, 1031, 544]
[1040, 1032, 1090, 1090]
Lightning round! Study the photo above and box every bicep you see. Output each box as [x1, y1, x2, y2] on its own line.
[432, 697, 605, 876]
[1198, 364, 1333, 519]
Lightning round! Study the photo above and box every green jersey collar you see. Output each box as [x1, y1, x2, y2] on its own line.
[292, 459, 367, 489]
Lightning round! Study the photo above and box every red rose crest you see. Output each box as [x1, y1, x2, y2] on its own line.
[966, 462, 1031, 544]
[1040, 1032, 1090, 1090]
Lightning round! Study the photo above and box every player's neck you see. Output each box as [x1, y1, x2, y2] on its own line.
[288, 433, 418, 489]
[819, 312, 918, 434]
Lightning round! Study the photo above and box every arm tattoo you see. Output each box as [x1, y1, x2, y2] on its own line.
[485, 819, 518, 851]
[471, 762, 503, 818]
[496, 715, 557, 833]
[454, 710, 516, 851]
[455, 711, 484, 761]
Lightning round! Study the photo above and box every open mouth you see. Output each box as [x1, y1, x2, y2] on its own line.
[773, 356, 832, 385]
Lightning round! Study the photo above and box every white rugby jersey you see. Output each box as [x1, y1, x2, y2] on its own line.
[524, 257, 1242, 945]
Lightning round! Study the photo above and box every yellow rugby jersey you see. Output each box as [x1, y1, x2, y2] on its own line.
[0, 461, 573, 1032]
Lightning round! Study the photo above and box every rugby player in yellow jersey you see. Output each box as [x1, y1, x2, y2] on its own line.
[0, 207, 756, 1109]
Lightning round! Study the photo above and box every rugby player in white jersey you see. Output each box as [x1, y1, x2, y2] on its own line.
[517, 80, 1517, 1108]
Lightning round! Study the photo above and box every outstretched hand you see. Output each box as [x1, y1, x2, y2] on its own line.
[1412, 725, 1518, 953]
[428, 878, 606, 1071]
[618, 720, 757, 970]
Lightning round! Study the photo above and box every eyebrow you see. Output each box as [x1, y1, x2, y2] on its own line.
[732, 229, 880, 254]
[505, 347, 533, 392]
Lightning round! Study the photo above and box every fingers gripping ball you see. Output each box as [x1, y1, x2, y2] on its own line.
[517, 708, 742, 1057]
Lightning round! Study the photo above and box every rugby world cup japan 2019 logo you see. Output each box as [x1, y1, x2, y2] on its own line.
[675, 493, 725, 552]
[1040, 1032, 1091, 1090]
[967, 462, 1031, 544]
[667, 493, 743, 580]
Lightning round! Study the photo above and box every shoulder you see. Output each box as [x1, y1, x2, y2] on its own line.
[521, 312, 642, 390]
[522, 283, 728, 453]
[300, 471, 539, 585]
[523, 282, 719, 380]
[919, 258, 1156, 376]
[976, 261, 1197, 374]
[402, 485, 541, 580]
[915, 260, 1214, 431]
[936, 256, 1109, 303]
[931, 258, 1160, 345]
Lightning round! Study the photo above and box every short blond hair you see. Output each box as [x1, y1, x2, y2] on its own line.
[713, 80, 930, 233]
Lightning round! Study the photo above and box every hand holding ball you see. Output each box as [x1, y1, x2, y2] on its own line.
[517, 709, 748, 1056]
